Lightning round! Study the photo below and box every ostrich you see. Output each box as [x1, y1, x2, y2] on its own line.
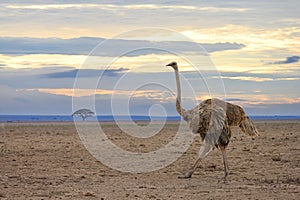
[166, 61, 259, 180]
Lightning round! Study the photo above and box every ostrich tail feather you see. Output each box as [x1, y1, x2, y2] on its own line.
[239, 116, 259, 138]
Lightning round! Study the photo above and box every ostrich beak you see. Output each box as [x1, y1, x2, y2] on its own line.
[166, 61, 177, 67]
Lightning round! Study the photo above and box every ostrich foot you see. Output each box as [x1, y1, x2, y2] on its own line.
[218, 172, 229, 183]
[178, 171, 192, 179]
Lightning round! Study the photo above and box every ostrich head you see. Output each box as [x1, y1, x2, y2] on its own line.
[166, 61, 178, 70]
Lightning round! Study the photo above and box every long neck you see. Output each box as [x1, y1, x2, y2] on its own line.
[174, 69, 186, 117]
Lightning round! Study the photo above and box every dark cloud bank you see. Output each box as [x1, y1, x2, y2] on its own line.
[42, 68, 128, 78]
[269, 56, 300, 65]
[0, 37, 245, 56]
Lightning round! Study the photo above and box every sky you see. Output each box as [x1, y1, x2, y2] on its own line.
[0, 0, 299, 116]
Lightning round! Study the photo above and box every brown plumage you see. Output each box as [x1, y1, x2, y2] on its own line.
[166, 61, 259, 180]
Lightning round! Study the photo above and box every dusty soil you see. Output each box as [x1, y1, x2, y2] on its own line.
[0, 120, 299, 199]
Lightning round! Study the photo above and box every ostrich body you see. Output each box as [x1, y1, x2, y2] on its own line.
[166, 61, 258, 180]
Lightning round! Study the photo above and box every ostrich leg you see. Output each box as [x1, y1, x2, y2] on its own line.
[220, 147, 229, 180]
[178, 141, 213, 179]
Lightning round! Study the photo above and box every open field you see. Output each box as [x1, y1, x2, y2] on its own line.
[0, 120, 299, 199]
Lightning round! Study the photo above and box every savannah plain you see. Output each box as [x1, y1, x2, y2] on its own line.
[0, 120, 299, 199]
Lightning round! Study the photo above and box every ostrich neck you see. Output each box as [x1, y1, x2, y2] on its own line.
[174, 69, 181, 102]
[174, 69, 185, 117]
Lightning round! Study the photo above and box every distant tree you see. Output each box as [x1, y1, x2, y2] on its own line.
[72, 109, 95, 121]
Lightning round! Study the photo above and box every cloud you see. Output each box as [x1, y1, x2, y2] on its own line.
[0, 1, 299, 116]
[1, 66, 299, 115]
[19, 88, 169, 98]
[5, 3, 250, 12]
[41, 68, 128, 78]
[269, 56, 300, 64]
[0, 85, 72, 115]
[0, 1, 298, 41]
[0, 37, 103, 55]
[182, 25, 300, 52]
[225, 98, 246, 102]
[216, 76, 274, 82]
[11, 86, 300, 115]
[185, 70, 300, 82]
[244, 103, 300, 116]
[0, 37, 245, 56]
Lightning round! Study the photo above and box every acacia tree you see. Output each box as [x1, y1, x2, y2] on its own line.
[72, 109, 95, 121]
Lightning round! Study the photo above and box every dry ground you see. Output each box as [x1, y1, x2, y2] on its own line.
[0, 120, 299, 199]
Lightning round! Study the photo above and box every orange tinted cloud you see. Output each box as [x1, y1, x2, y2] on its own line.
[17, 88, 175, 102]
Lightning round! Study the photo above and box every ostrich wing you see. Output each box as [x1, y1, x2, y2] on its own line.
[187, 101, 230, 147]
[204, 105, 230, 147]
